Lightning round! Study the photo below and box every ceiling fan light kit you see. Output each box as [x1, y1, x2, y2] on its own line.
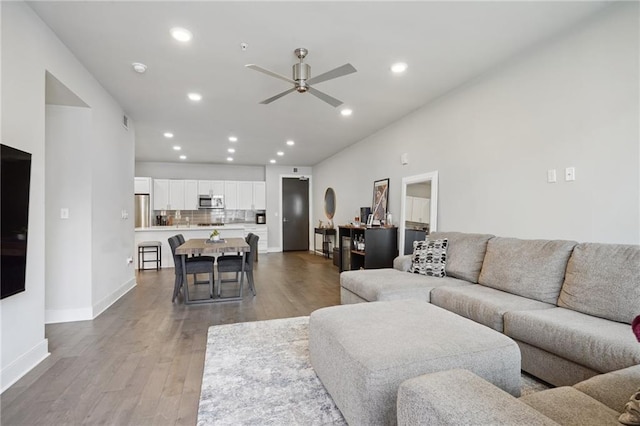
[246, 48, 356, 108]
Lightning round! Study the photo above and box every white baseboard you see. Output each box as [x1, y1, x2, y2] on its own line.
[45, 307, 93, 324]
[268, 246, 282, 253]
[1, 339, 50, 394]
[92, 277, 136, 319]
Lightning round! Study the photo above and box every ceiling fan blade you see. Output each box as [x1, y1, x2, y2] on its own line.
[307, 63, 357, 86]
[308, 87, 343, 107]
[246, 64, 295, 84]
[259, 87, 297, 104]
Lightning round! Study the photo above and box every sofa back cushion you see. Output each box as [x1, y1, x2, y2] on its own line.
[557, 243, 640, 324]
[429, 232, 494, 283]
[478, 237, 577, 304]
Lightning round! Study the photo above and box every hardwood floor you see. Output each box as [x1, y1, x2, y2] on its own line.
[1, 251, 341, 425]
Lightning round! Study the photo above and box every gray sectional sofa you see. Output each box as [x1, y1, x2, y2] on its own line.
[397, 364, 640, 425]
[340, 232, 640, 386]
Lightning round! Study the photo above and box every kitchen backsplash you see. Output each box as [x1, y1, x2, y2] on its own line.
[153, 209, 260, 226]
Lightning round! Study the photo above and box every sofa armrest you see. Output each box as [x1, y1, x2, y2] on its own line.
[394, 255, 412, 272]
[397, 369, 559, 426]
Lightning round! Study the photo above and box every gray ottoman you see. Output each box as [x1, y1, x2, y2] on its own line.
[309, 300, 521, 425]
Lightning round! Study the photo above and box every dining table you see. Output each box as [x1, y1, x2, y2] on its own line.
[175, 237, 250, 304]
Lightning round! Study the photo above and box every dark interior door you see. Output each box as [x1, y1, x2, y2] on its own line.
[282, 177, 309, 251]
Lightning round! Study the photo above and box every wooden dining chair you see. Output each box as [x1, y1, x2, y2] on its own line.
[168, 235, 216, 302]
[216, 233, 259, 298]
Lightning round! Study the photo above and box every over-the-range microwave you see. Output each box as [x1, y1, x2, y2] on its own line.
[198, 195, 224, 209]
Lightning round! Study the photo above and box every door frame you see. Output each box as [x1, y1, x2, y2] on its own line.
[278, 174, 313, 253]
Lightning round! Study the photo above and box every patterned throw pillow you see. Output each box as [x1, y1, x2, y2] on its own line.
[409, 238, 448, 277]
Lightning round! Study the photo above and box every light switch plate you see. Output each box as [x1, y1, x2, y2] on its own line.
[60, 208, 69, 219]
[547, 169, 557, 183]
[565, 167, 576, 181]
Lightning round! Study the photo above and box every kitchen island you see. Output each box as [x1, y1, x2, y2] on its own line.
[134, 224, 266, 269]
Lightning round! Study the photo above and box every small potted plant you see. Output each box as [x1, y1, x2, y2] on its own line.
[210, 229, 220, 242]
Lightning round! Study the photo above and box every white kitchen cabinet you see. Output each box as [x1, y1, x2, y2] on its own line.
[410, 197, 430, 223]
[211, 180, 224, 196]
[134, 177, 152, 194]
[244, 224, 268, 253]
[168, 180, 185, 210]
[153, 179, 169, 210]
[253, 181, 266, 210]
[198, 180, 212, 195]
[237, 181, 254, 210]
[224, 181, 238, 209]
[404, 196, 414, 222]
[184, 180, 198, 210]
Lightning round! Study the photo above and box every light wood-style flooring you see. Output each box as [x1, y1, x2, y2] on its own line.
[1, 251, 340, 425]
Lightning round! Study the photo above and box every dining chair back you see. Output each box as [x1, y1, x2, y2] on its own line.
[217, 233, 259, 297]
[168, 234, 216, 303]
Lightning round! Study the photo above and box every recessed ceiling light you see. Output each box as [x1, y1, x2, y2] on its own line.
[391, 62, 408, 73]
[277, 151, 284, 156]
[132, 62, 147, 73]
[269, 159, 276, 164]
[164, 132, 174, 138]
[188, 93, 202, 101]
[228, 136, 238, 142]
[340, 108, 353, 117]
[179, 155, 187, 160]
[227, 148, 235, 153]
[226, 157, 234, 162]
[170, 27, 193, 42]
[173, 146, 181, 151]
[286, 140, 295, 146]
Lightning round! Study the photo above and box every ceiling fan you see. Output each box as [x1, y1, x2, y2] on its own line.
[246, 48, 357, 107]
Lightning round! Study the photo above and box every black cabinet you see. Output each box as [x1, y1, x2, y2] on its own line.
[338, 226, 398, 272]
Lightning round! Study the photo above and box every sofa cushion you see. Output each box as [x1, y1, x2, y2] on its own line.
[520, 387, 621, 426]
[573, 365, 640, 413]
[478, 237, 577, 304]
[431, 285, 555, 332]
[504, 308, 640, 373]
[430, 232, 494, 283]
[557, 243, 640, 324]
[340, 268, 470, 302]
[409, 238, 448, 277]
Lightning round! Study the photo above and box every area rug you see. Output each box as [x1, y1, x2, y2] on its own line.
[197, 316, 549, 425]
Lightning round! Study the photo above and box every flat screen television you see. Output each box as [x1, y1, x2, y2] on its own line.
[1, 144, 32, 299]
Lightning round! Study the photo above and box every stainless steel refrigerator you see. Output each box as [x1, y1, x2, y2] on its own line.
[135, 194, 150, 228]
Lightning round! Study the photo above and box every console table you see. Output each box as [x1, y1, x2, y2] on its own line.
[338, 226, 398, 272]
[314, 228, 336, 258]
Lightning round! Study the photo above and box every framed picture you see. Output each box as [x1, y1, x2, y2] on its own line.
[371, 178, 389, 222]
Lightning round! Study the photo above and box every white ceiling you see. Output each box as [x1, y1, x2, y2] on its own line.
[29, 1, 609, 167]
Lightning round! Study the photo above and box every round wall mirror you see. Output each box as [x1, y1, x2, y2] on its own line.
[324, 187, 336, 219]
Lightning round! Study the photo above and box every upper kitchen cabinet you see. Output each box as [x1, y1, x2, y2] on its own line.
[224, 181, 238, 209]
[237, 181, 254, 210]
[253, 181, 266, 210]
[153, 179, 169, 210]
[184, 180, 198, 210]
[134, 177, 152, 194]
[169, 180, 185, 210]
[198, 180, 224, 196]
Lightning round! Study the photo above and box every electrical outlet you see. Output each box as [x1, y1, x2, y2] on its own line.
[547, 169, 557, 183]
[565, 167, 576, 181]
[60, 208, 69, 219]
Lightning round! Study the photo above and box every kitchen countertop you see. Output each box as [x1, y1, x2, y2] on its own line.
[135, 224, 264, 231]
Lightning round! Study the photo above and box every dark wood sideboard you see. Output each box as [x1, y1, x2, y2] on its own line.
[338, 226, 398, 272]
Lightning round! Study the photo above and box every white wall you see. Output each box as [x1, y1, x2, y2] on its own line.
[45, 105, 93, 322]
[313, 4, 639, 245]
[1, 2, 135, 392]
[265, 165, 313, 251]
[135, 161, 264, 181]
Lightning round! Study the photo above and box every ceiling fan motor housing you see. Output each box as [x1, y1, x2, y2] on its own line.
[293, 63, 311, 92]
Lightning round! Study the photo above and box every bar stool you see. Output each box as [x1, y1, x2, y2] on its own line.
[138, 241, 162, 270]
